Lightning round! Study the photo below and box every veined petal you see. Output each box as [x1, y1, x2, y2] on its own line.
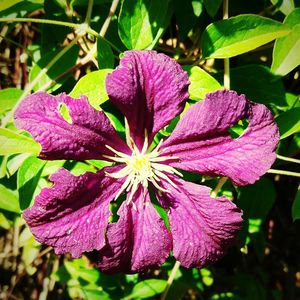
[106, 50, 189, 150]
[156, 175, 243, 268]
[94, 187, 172, 273]
[161, 90, 279, 185]
[14, 92, 130, 160]
[23, 166, 125, 258]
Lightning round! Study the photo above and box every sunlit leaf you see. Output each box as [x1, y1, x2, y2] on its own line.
[69, 69, 112, 110]
[118, 0, 172, 49]
[64, 258, 100, 283]
[17, 156, 46, 210]
[124, 279, 167, 299]
[0, 184, 20, 213]
[0, 128, 41, 155]
[271, 0, 294, 15]
[276, 107, 300, 139]
[0, 0, 22, 11]
[202, 14, 290, 58]
[183, 66, 221, 100]
[0, 212, 11, 229]
[29, 45, 79, 92]
[0, 88, 22, 114]
[271, 8, 300, 76]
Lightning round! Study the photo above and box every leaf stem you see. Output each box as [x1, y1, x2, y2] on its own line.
[100, 0, 120, 37]
[160, 260, 181, 300]
[79, 0, 121, 67]
[84, 0, 94, 25]
[211, 177, 228, 198]
[0, 17, 99, 37]
[277, 154, 300, 165]
[268, 169, 300, 178]
[223, 0, 230, 90]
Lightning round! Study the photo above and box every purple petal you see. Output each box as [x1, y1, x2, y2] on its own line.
[106, 50, 189, 149]
[161, 90, 279, 185]
[94, 187, 172, 273]
[156, 175, 243, 268]
[14, 92, 130, 160]
[23, 166, 125, 258]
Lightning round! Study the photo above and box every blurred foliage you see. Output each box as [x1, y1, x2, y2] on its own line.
[0, 0, 300, 299]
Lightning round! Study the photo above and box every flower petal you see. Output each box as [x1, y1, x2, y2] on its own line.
[23, 166, 124, 258]
[106, 50, 189, 149]
[156, 175, 243, 268]
[14, 92, 130, 160]
[161, 90, 279, 185]
[94, 187, 172, 273]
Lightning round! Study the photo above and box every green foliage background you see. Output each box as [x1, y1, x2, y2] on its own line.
[0, 0, 300, 299]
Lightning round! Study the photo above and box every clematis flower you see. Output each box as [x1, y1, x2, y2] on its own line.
[14, 50, 279, 273]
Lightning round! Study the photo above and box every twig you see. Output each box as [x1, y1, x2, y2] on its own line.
[211, 176, 228, 198]
[277, 154, 300, 165]
[267, 169, 300, 178]
[100, 0, 120, 37]
[223, 0, 230, 90]
[160, 261, 181, 300]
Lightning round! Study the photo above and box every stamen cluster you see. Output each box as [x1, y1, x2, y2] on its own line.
[104, 134, 181, 206]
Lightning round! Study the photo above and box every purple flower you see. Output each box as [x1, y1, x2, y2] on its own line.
[14, 50, 279, 273]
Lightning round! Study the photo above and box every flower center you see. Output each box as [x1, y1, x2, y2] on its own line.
[128, 153, 152, 183]
[104, 135, 181, 207]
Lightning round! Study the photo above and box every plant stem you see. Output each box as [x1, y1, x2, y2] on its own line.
[268, 169, 300, 178]
[85, 0, 94, 25]
[0, 17, 99, 37]
[80, 0, 121, 67]
[1, 36, 80, 127]
[277, 154, 300, 165]
[160, 260, 181, 300]
[100, 0, 120, 37]
[211, 176, 228, 198]
[223, 0, 230, 90]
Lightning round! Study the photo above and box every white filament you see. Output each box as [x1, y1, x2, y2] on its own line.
[104, 133, 181, 205]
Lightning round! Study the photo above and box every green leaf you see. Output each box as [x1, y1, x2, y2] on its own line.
[118, 0, 172, 49]
[82, 287, 111, 300]
[7, 153, 31, 177]
[271, 8, 300, 76]
[271, 0, 294, 15]
[124, 279, 167, 300]
[203, 0, 222, 17]
[0, 0, 22, 11]
[292, 186, 300, 221]
[69, 69, 112, 110]
[97, 38, 114, 69]
[201, 14, 290, 58]
[0, 128, 41, 155]
[58, 103, 72, 124]
[17, 156, 46, 210]
[0, 184, 20, 213]
[0, 212, 11, 229]
[64, 258, 100, 283]
[237, 177, 276, 221]
[183, 66, 221, 100]
[223, 65, 286, 107]
[174, 0, 201, 40]
[29, 45, 79, 92]
[276, 107, 300, 139]
[0, 88, 22, 114]
[285, 93, 299, 108]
